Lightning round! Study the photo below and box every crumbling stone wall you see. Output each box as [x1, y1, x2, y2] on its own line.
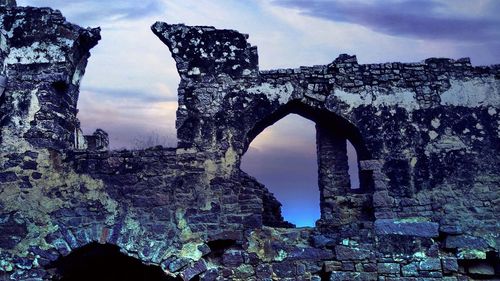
[1, 2, 499, 280]
[152, 20, 499, 237]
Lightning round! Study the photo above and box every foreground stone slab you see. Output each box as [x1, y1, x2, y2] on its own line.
[374, 219, 439, 237]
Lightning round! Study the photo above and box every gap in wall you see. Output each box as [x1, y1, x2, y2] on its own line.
[48, 243, 175, 281]
[347, 140, 360, 189]
[241, 114, 320, 227]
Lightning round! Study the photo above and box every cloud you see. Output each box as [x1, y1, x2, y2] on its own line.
[84, 87, 177, 103]
[18, 0, 165, 25]
[272, 0, 500, 42]
[78, 90, 177, 149]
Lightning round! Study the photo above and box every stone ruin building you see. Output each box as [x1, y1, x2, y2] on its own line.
[0, 1, 499, 281]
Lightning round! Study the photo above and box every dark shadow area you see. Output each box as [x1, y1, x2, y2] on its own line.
[52, 81, 69, 96]
[457, 251, 500, 279]
[48, 242, 176, 281]
[207, 239, 238, 259]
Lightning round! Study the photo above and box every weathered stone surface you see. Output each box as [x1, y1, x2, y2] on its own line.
[401, 262, 418, 277]
[330, 271, 377, 281]
[0, 213, 27, 249]
[377, 262, 400, 275]
[439, 225, 463, 235]
[335, 245, 371, 260]
[441, 258, 458, 273]
[418, 258, 441, 271]
[222, 250, 244, 267]
[374, 219, 439, 237]
[445, 235, 490, 249]
[180, 259, 207, 281]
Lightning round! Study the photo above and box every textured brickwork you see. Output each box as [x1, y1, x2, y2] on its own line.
[1, 3, 499, 280]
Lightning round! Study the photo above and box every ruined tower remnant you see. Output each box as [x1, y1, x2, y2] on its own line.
[1, 3, 499, 281]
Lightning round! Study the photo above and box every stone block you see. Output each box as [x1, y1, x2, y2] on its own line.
[200, 269, 218, 281]
[323, 261, 342, 272]
[311, 234, 336, 248]
[442, 258, 458, 273]
[164, 257, 190, 273]
[377, 262, 400, 275]
[439, 225, 463, 235]
[256, 264, 272, 279]
[445, 235, 489, 249]
[457, 249, 487, 259]
[181, 259, 207, 281]
[335, 245, 371, 260]
[401, 262, 418, 277]
[374, 219, 439, 237]
[373, 191, 394, 207]
[363, 263, 377, 272]
[418, 258, 441, 271]
[329, 271, 377, 281]
[233, 264, 255, 279]
[287, 247, 334, 260]
[222, 250, 244, 267]
[0, 172, 17, 183]
[52, 238, 71, 256]
[272, 262, 296, 278]
[197, 243, 211, 256]
[341, 261, 354, 271]
[359, 160, 383, 171]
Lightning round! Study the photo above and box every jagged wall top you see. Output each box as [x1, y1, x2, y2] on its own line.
[0, 6, 499, 280]
[152, 22, 259, 80]
[0, 4, 100, 151]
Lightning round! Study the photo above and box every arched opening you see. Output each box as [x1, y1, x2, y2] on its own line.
[241, 114, 320, 227]
[243, 101, 374, 227]
[48, 242, 176, 281]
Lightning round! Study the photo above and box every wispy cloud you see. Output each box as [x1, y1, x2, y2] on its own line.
[19, 0, 165, 25]
[78, 90, 177, 149]
[84, 86, 177, 103]
[272, 0, 500, 42]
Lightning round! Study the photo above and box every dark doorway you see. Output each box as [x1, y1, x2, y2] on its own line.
[48, 242, 176, 281]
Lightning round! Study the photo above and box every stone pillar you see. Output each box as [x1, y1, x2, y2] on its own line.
[360, 160, 394, 219]
[316, 124, 351, 225]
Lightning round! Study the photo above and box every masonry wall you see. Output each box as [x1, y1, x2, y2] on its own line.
[0, 3, 499, 280]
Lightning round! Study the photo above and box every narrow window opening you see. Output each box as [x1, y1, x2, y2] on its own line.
[48, 242, 176, 281]
[346, 140, 360, 190]
[241, 114, 320, 227]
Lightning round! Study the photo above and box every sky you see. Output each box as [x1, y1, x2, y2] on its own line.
[19, 0, 500, 226]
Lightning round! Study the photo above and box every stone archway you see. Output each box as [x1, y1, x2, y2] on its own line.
[242, 113, 320, 227]
[47, 242, 175, 281]
[243, 101, 375, 227]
